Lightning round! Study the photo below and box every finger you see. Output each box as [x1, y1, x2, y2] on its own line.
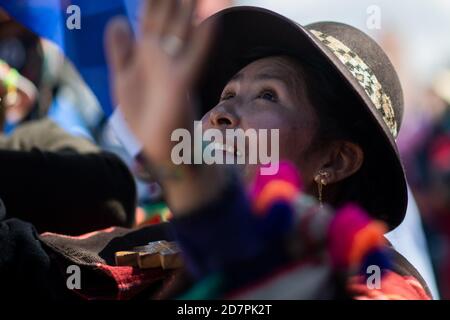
[169, 0, 197, 41]
[105, 16, 134, 74]
[182, 20, 216, 83]
[155, 0, 179, 37]
[142, 0, 177, 37]
[141, 0, 174, 35]
[140, 0, 163, 35]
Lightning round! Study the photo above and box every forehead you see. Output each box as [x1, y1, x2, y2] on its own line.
[230, 56, 303, 83]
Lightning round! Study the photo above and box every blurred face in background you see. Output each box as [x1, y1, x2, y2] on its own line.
[0, 13, 42, 125]
[0, 9, 9, 23]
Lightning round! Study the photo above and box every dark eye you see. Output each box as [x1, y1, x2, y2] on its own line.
[221, 91, 235, 101]
[258, 89, 278, 102]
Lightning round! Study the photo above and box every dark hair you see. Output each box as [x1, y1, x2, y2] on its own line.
[300, 57, 379, 212]
[239, 47, 384, 215]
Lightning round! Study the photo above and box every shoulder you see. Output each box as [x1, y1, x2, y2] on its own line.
[348, 245, 432, 300]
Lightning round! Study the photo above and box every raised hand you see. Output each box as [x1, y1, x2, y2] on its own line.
[105, 0, 214, 165]
[106, 0, 224, 214]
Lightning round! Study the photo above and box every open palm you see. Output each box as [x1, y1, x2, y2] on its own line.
[106, 0, 213, 164]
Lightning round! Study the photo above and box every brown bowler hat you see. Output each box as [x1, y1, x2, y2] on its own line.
[197, 6, 407, 229]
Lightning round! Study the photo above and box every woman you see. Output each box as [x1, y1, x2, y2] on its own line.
[100, 0, 431, 299]
[106, 1, 404, 227]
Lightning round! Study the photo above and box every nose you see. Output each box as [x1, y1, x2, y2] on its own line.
[207, 106, 240, 129]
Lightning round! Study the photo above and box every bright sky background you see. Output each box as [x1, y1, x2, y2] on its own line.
[237, 0, 450, 85]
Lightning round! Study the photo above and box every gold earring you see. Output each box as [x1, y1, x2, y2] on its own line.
[315, 171, 329, 206]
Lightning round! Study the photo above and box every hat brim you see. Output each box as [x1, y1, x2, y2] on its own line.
[197, 6, 407, 229]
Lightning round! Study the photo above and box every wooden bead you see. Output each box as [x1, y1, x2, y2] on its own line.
[114, 240, 183, 270]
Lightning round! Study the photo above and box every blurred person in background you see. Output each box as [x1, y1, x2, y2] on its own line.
[0, 11, 44, 129]
[0, 0, 234, 233]
[379, 26, 449, 300]
[377, 30, 440, 299]
[0, 13, 137, 235]
[404, 70, 450, 298]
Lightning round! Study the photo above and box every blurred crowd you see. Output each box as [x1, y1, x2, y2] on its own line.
[397, 60, 450, 299]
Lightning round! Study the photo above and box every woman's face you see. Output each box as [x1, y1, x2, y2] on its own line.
[202, 56, 324, 191]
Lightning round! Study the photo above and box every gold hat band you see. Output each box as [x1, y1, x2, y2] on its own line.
[310, 30, 398, 138]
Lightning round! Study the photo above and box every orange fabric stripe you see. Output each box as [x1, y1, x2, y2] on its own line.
[348, 221, 387, 267]
[254, 180, 298, 213]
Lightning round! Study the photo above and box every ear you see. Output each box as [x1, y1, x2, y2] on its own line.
[320, 141, 364, 184]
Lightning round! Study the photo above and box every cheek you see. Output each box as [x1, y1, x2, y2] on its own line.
[243, 111, 312, 162]
[244, 111, 313, 158]
[240, 105, 296, 131]
[244, 107, 318, 180]
[278, 124, 313, 163]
